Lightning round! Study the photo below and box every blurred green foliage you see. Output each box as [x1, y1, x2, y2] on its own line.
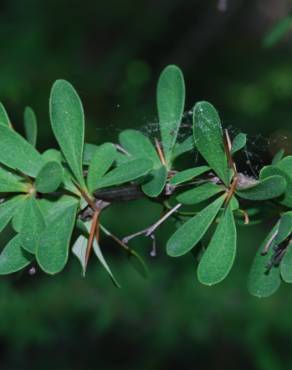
[1, 0, 292, 369]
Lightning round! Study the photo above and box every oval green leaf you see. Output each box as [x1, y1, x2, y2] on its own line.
[119, 129, 160, 166]
[36, 198, 78, 274]
[0, 235, 33, 275]
[197, 203, 237, 285]
[170, 166, 210, 186]
[157, 65, 185, 166]
[193, 101, 229, 186]
[247, 223, 281, 298]
[35, 161, 63, 193]
[236, 175, 286, 200]
[24, 106, 37, 147]
[94, 158, 152, 190]
[87, 143, 116, 193]
[0, 124, 43, 177]
[231, 133, 246, 155]
[167, 195, 225, 257]
[19, 197, 46, 254]
[0, 165, 28, 193]
[50, 79, 86, 188]
[142, 165, 168, 197]
[176, 183, 224, 205]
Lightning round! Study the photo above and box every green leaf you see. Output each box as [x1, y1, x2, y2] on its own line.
[36, 198, 78, 274]
[119, 129, 160, 166]
[0, 165, 28, 193]
[12, 197, 29, 232]
[50, 79, 86, 188]
[0, 235, 33, 275]
[172, 136, 194, 161]
[231, 133, 246, 155]
[83, 143, 99, 165]
[263, 15, 292, 48]
[260, 164, 292, 207]
[157, 65, 185, 166]
[193, 101, 229, 186]
[0, 195, 26, 233]
[94, 158, 152, 190]
[197, 203, 236, 285]
[167, 195, 225, 257]
[169, 166, 210, 186]
[0, 124, 43, 177]
[275, 212, 292, 244]
[142, 166, 167, 197]
[247, 224, 281, 297]
[42, 149, 63, 163]
[280, 242, 292, 283]
[272, 149, 285, 165]
[0, 103, 11, 127]
[24, 106, 37, 147]
[119, 130, 167, 197]
[236, 175, 286, 200]
[19, 197, 46, 254]
[87, 143, 116, 193]
[176, 183, 224, 205]
[35, 161, 63, 193]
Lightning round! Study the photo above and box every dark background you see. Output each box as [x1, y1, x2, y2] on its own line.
[1, 0, 292, 369]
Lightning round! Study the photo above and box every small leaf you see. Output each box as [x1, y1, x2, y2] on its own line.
[0, 195, 26, 233]
[19, 197, 46, 254]
[247, 224, 281, 297]
[94, 158, 152, 190]
[0, 165, 28, 193]
[24, 106, 37, 147]
[236, 175, 286, 200]
[272, 149, 285, 165]
[42, 149, 63, 163]
[142, 166, 168, 197]
[0, 124, 43, 177]
[12, 197, 28, 232]
[167, 195, 225, 257]
[36, 198, 78, 274]
[260, 164, 292, 207]
[157, 65, 185, 166]
[50, 79, 86, 188]
[231, 133, 246, 155]
[193, 101, 229, 186]
[197, 202, 237, 285]
[35, 161, 63, 193]
[172, 136, 194, 161]
[176, 183, 224, 205]
[280, 242, 292, 283]
[0, 103, 11, 127]
[119, 129, 160, 166]
[87, 143, 116, 193]
[170, 166, 210, 186]
[275, 212, 292, 244]
[0, 235, 33, 275]
[83, 143, 99, 165]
